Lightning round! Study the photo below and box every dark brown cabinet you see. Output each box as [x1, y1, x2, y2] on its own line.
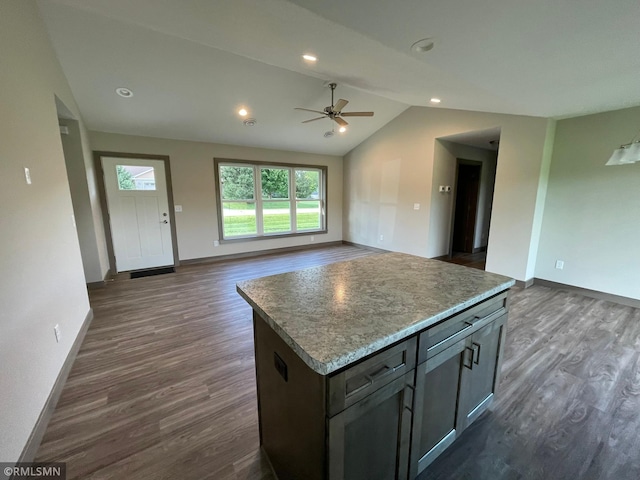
[410, 338, 466, 477]
[458, 314, 507, 430]
[252, 291, 509, 480]
[328, 373, 414, 480]
[410, 293, 508, 478]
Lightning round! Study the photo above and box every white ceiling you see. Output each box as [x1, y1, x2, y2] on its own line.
[37, 0, 640, 156]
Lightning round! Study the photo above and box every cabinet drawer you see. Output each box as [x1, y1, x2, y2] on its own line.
[418, 292, 508, 363]
[328, 337, 416, 417]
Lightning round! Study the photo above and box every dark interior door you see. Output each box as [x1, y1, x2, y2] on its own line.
[452, 164, 481, 253]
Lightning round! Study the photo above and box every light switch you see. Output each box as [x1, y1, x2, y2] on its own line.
[174, 205, 183, 212]
[413, 203, 420, 210]
[24, 167, 32, 185]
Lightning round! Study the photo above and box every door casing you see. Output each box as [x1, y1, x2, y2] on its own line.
[94, 151, 179, 274]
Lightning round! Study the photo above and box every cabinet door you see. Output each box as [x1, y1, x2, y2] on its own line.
[457, 314, 507, 430]
[409, 338, 466, 478]
[328, 372, 413, 480]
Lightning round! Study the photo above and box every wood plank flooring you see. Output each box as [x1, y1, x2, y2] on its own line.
[35, 245, 640, 479]
[434, 251, 487, 271]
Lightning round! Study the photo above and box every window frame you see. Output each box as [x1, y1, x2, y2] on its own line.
[214, 158, 328, 243]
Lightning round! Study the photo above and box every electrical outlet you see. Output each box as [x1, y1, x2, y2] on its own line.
[310, 236, 315, 242]
[379, 234, 384, 242]
[54, 324, 61, 343]
[555, 260, 564, 270]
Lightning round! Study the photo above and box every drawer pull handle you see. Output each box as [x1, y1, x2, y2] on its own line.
[473, 307, 504, 324]
[370, 363, 401, 381]
[346, 362, 405, 397]
[347, 378, 373, 396]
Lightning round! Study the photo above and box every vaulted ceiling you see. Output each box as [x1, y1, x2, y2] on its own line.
[38, 0, 640, 155]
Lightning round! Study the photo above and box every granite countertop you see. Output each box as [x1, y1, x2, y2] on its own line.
[236, 252, 514, 375]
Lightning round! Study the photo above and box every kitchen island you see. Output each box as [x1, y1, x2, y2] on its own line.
[237, 252, 514, 480]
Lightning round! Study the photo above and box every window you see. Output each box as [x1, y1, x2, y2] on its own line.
[116, 165, 156, 191]
[216, 159, 326, 241]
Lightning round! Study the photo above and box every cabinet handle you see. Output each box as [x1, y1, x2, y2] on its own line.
[472, 342, 481, 365]
[346, 377, 373, 397]
[463, 346, 474, 370]
[346, 362, 404, 397]
[473, 307, 504, 325]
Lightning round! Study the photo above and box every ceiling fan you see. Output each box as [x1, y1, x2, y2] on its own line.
[295, 83, 374, 127]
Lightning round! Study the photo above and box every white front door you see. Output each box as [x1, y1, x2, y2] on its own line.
[102, 157, 174, 272]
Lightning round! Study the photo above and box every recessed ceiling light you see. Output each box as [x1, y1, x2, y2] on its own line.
[339, 126, 347, 133]
[302, 54, 317, 62]
[238, 108, 248, 116]
[411, 38, 435, 54]
[430, 98, 441, 104]
[243, 118, 257, 127]
[115, 87, 133, 98]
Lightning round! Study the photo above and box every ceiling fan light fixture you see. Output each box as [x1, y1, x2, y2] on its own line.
[411, 38, 435, 54]
[339, 126, 347, 133]
[302, 54, 317, 62]
[238, 108, 248, 117]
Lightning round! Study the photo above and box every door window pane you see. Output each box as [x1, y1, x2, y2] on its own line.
[222, 202, 257, 237]
[117, 165, 156, 190]
[220, 165, 255, 200]
[297, 200, 321, 230]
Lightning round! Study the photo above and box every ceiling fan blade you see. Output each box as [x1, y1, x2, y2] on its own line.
[302, 117, 326, 123]
[334, 116, 348, 127]
[340, 111, 375, 117]
[334, 99, 349, 112]
[295, 107, 326, 115]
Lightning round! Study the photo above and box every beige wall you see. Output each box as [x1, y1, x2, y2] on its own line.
[59, 119, 109, 282]
[535, 106, 640, 299]
[0, 0, 93, 462]
[343, 106, 553, 282]
[89, 131, 343, 262]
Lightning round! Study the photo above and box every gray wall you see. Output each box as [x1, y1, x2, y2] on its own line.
[343, 106, 554, 282]
[0, 1, 93, 461]
[535, 106, 640, 299]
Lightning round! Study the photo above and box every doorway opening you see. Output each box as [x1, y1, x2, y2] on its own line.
[432, 128, 500, 271]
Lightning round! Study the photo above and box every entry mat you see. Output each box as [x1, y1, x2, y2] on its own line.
[130, 266, 176, 279]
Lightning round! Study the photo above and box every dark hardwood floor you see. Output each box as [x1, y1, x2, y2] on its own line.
[434, 250, 487, 271]
[35, 245, 640, 479]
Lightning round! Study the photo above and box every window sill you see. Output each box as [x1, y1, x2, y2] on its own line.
[219, 230, 328, 244]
